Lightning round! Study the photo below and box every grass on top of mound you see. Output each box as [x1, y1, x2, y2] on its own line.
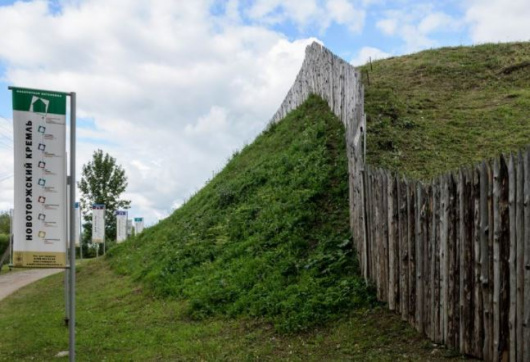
[361, 41, 530, 180]
[108, 94, 375, 333]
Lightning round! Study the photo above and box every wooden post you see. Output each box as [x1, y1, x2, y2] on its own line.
[456, 169, 467, 352]
[480, 161, 491, 361]
[524, 149, 530, 362]
[508, 154, 517, 362]
[425, 184, 433, 339]
[374, 170, 383, 300]
[400, 178, 409, 321]
[473, 165, 484, 358]
[409, 180, 416, 325]
[499, 155, 510, 361]
[462, 168, 474, 355]
[440, 176, 449, 343]
[492, 159, 502, 360]
[516, 152, 524, 361]
[388, 174, 397, 310]
[383, 170, 389, 302]
[448, 174, 456, 348]
[416, 182, 424, 333]
[432, 177, 441, 343]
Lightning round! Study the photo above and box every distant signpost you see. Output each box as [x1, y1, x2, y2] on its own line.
[134, 217, 144, 234]
[115, 210, 127, 242]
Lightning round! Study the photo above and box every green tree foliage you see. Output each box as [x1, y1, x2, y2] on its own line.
[0, 211, 10, 234]
[78, 150, 130, 252]
[0, 211, 10, 255]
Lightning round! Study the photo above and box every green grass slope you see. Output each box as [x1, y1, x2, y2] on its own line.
[362, 41, 530, 180]
[0, 259, 455, 360]
[108, 95, 374, 332]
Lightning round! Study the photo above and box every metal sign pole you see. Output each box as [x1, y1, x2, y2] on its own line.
[9, 209, 13, 269]
[68, 92, 76, 361]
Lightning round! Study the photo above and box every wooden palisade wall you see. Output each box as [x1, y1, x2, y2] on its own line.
[272, 42, 529, 361]
[362, 155, 530, 361]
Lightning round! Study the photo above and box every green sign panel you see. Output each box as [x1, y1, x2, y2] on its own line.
[11, 87, 67, 115]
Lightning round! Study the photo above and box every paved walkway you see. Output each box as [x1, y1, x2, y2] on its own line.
[0, 268, 64, 301]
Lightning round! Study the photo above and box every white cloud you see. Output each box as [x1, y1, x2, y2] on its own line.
[350, 46, 392, 66]
[246, 0, 365, 34]
[375, 6, 461, 52]
[0, 0, 323, 225]
[376, 18, 397, 35]
[466, 0, 530, 43]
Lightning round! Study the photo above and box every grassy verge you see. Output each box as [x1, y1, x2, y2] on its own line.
[0, 258, 465, 361]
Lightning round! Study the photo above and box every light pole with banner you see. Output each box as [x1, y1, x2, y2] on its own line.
[9, 86, 76, 361]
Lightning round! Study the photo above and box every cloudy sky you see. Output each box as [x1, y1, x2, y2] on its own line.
[0, 0, 528, 226]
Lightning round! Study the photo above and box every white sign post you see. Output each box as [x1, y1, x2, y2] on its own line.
[10, 86, 77, 361]
[134, 217, 144, 234]
[115, 210, 128, 243]
[92, 204, 105, 255]
[126, 219, 133, 237]
[11, 88, 68, 267]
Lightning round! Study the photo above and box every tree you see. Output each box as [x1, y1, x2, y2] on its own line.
[78, 150, 130, 253]
[0, 211, 10, 235]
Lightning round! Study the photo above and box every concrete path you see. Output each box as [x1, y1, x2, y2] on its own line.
[0, 268, 63, 301]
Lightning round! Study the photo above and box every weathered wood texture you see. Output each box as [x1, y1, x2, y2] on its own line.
[272, 42, 527, 361]
[362, 154, 527, 361]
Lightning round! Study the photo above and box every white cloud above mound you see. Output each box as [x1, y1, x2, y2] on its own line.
[350, 46, 391, 66]
[465, 0, 530, 43]
[0, 0, 319, 225]
[375, 4, 462, 52]
[245, 0, 365, 33]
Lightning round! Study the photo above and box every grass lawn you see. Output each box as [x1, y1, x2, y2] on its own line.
[0, 258, 467, 361]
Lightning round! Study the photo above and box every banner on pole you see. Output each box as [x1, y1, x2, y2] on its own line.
[126, 219, 133, 237]
[115, 210, 127, 243]
[134, 217, 144, 234]
[92, 204, 105, 244]
[11, 87, 68, 268]
[74, 202, 81, 247]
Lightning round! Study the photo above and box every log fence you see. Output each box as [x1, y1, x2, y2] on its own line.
[358, 154, 530, 360]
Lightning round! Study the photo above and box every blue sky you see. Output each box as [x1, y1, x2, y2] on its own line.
[0, 0, 528, 226]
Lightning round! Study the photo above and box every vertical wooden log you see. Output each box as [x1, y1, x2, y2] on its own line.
[473, 165, 484, 359]
[440, 175, 447, 343]
[401, 178, 409, 322]
[456, 169, 467, 352]
[393, 177, 401, 314]
[375, 169, 382, 300]
[370, 168, 377, 282]
[409, 181, 416, 326]
[447, 174, 456, 348]
[480, 161, 492, 361]
[364, 165, 372, 281]
[383, 170, 389, 302]
[440, 176, 449, 343]
[416, 182, 424, 333]
[424, 184, 432, 339]
[454, 172, 461, 349]
[492, 159, 502, 360]
[516, 152, 524, 361]
[462, 168, 474, 355]
[365, 165, 374, 282]
[508, 154, 517, 362]
[432, 178, 441, 343]
[388, 174, 396, 311]
[499, 155, 510, 361]
[524, 149, 530, 362]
